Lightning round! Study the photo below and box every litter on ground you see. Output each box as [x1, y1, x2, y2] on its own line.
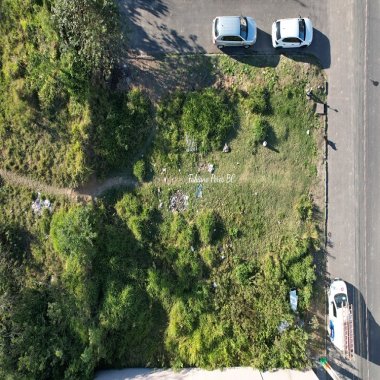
[195, 184, 203, 198]
[223, 143, 230, 153]
[290, 289, 298, 312]
[169, 190, 189, 212]
[185, 133, 198, 152]
[278, 320, 290, 333]
[32, 192, 53, 215]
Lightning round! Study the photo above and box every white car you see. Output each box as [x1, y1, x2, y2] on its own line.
[271, 17, 313, 48]
[212, 16, 257, 49]
[328, 279, 349, 352]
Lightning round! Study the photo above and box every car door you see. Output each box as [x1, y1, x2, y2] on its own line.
[221, 35, 244, 46]
[329, 300, 337, 340]
[281, 37, 302, 48]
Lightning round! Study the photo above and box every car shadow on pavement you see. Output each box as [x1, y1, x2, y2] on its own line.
[280, 28, 331, 69]
[346, 281, 380, 367]
[221, 30, 280, 68]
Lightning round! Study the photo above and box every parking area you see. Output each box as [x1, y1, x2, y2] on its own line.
[118, 0, 330, 68]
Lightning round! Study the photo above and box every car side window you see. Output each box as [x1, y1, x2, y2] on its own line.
[283, 37, 301, 43]
[332, 302, 337, 318]
[222, 36, 243, 41]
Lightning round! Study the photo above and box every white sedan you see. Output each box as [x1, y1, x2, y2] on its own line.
[212, 16, 257, 49]
[272, 17, 313, 48]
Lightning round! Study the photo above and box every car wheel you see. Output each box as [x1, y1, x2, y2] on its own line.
[217, 45, 224, 49]
[244, 45, 250, 49]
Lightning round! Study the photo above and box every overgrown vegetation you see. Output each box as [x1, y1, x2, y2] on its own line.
[0, 0, 152, 187]
[0, 4, 326, 377]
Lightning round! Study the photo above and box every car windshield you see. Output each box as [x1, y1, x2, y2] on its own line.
[215, 18, 219, 37]
[240, 17, 248, 39]
[334, 293, 348, 308]
[276, 21, 281, 40]
[298, 19, 306, 41]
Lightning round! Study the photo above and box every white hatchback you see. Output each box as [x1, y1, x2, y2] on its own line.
[271, 17, 313, 48]
[212, 16, 257, 49]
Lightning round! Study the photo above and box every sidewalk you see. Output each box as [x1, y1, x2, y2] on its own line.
[95, 367, 320, 380]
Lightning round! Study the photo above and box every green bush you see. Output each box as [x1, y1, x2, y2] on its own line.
[115, 193, 142, 222]
[50, 205, 98, 258]
[133, 159, 146, 182]
[295, 195, 313, 221]
[115, 193, 151, 242]
[252, 116, 269, 145]
[196, 210, 217, 245]
[181, 88, 235, 153]
[234, 261, 258, 286]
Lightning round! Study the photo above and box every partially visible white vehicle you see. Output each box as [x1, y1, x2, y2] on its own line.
[328, 279, 354, 359]
[212, 16, 257, 49]
[271, 17, 313, 48]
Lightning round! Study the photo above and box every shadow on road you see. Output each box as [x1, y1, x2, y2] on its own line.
[220, 29, 280, 68]
[345, 282, 380, 367]
[278, 28, 331, 69]
[119, 0, 206, 54]
[311, 28, 331, 69]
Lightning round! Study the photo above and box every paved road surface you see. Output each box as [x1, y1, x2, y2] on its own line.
[360, 0, 380, 378]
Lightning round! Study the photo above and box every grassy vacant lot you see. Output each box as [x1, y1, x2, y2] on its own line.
[0, 53, 326, 379]
[129, 54, 327, 367]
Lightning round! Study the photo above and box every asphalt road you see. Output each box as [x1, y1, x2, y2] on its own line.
[119, 1, 380, 379]
[359, 0, 380, 378]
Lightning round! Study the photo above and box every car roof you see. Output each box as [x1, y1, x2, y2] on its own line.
[216, 16, 241, 36]
[278, 18, 300, 39]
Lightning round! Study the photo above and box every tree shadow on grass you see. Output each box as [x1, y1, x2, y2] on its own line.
[265, 124, 279, 153]
[126, 54, 216, 100]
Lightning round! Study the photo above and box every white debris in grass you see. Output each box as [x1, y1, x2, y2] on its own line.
[32, 192, 52, 215]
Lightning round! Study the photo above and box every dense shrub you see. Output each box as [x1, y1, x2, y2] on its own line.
[52, 0, 123, 78]
[0, 0, 149, 186]
[133, 159, 146, 182]
[181, 89, 235, 153]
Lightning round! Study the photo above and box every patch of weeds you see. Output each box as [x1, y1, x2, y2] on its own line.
[248, 86, 272, 115]
[295, 195, 314, 221]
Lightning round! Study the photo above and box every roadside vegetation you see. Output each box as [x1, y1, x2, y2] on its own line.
[0, 1, 326, 379]
[0, 0, 152, 187]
